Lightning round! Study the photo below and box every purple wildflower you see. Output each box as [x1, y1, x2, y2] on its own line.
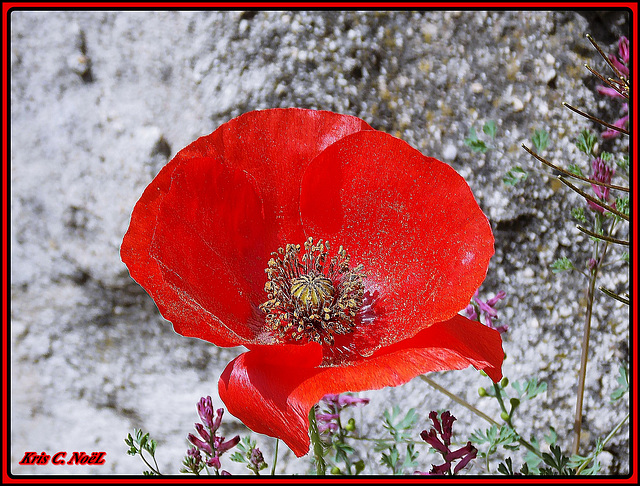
[601, 108, 628, 139]
[609, 36, 629, 76]
[415, 411, 477, 475]
[186, 396, 239, 475]
[249, 447, 267, 472]
[316, 393, 369, 437]
[587, 157, 615, 213]
[466, 289, 508, 334]
[187, 447, 201, 466]
[597, 36, 629, 139]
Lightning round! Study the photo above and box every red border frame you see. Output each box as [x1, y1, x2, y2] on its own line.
[2, 2, 637, 483]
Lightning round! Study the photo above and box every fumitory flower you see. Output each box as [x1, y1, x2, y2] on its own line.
[596, 36, 629, 139]
[121, 108, 504, 457]
[316, 393, 369, 435]
[587, 157, 615, 214]
[186, 396, 239, 474]
[465, 289, 508, 333]
[416, 411, 477, 475]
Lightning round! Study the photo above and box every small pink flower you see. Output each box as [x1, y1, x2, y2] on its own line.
[587, 158, 615, 213]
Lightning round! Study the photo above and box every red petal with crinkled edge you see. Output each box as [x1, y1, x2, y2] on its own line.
[218, 314, 503, 457]
[300, 130, 494, 356]
[121, 109, 372, 346]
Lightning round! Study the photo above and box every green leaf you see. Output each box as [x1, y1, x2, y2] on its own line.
[395, 408, 418, 430]
[380, 445, 400, 473]
[576, 129, 597, 156]
[498, 457, 514, 475]
[551, 257, 573, 273]
[615, 196, 629, 217]
[464, 127, 489, 153]
[541, 444, 575, 474]
[470, 427, 492, 445]
[354, 459, 365, 475]
[544, 427, 558, 447]
[611, 364, 629, 401]
[230, 451, 246, 464]
[571, 207, 587, 223]
[483, 120, 497, 139]
[503, 166, 528, 186]
[616, 155, 629, 174]
[567, 164, 585, 177]
[600, 151, 613, 162]
[532, 129, 549, 152]
[513, 377, 547, 400]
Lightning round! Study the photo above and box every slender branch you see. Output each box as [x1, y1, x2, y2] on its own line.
[558, 176, 629, 221]
[575, 412, 629, 475]
[521, 144, 628, 192]
[576, 225, 629, 246]
[586, 33, 628, 84]
[572, 241, 610, 455]
[584, 64, 629, 99]
[419, 375, 498, 426]
[563, 102, 629, 135]
[599, 286, 629, 305]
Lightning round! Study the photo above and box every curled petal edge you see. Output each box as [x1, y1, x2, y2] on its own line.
[218, 314, 503, 456]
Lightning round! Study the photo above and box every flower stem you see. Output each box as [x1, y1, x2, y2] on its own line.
[572, 240, 609, 455]
[575, 412, 629, 474]
[139, 451, 162, 475]
[419, 375, 498, 426]
[308, 406, 326, 475]
[271, 439, 279, 475]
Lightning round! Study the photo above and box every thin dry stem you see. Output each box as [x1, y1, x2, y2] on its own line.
[557, 176, 629, 222]
[521, 144, 629, 192]
[563, 102, 629, 136]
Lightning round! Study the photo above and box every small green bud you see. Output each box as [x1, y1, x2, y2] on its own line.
[500, 411, 510, 422]
[478, 387, 488, 397]
[510, 397, 521, 408]
[331, 466, 341, 475]
[479, 370, 488, 377]
[500, 377, 509, 388]
[345, 418, 356, 431]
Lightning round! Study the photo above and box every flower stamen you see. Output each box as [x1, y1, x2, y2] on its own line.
[259, 237, 365, 346]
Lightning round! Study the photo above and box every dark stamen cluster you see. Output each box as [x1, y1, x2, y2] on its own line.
[259, 237, 365, 345]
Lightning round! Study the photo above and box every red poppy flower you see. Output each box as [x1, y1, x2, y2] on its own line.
[121, 108, 503, 457]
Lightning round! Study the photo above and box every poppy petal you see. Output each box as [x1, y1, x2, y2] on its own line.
[218, 314, 503, 457]
[150, 156, 270, 341]
[121, 109, 373, 346]
[300, 130, 494, 354]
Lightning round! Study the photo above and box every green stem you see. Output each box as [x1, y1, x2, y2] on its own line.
[335, 411, 353, 474]
[575, 412, 629, 474]
[271, 439, 279, 475]
[492, 383, 509, 418]
[308, 406, 326, 475]
[139, 450, 161, 475]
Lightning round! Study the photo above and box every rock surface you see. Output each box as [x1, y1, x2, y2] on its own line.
[10, 10, 630, 475]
